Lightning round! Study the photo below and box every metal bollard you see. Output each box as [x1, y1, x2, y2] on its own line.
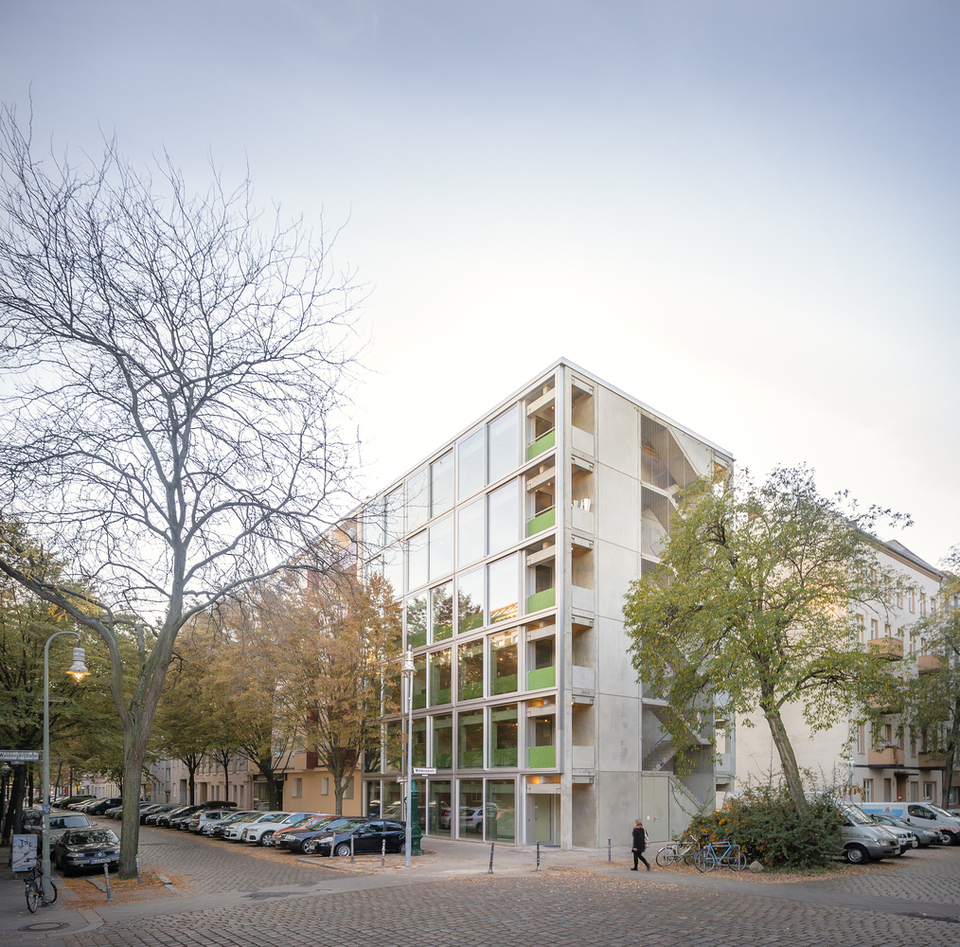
[136, 854, 142, 885]
[536, 841, 541, 871]
[381, 839, 386, 869]
[103, 864, 113, 902]
[330, 839, 336, 859]
[488, 842, 495, 874]
[607, 838, 612, 864]
[350, 834, 355, 864]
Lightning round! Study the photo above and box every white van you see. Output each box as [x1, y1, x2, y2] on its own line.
[857, 802, 960, 844]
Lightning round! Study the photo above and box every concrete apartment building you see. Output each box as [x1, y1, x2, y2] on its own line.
[354, 359, 734, 849]
[735, 539, 953, 806]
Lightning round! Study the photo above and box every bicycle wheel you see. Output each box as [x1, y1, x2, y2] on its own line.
[693, 848, 714, 873]
[47, 880, 58, 903]
[655, 845, 677, 868]
[730, 848, 748, 871]
[25, 882, 40, 913]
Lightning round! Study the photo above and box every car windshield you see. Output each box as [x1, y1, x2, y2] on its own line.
[843, 805, 875, 826]
[927, 803, 954, 820]
[233, 812, 262, 823]
[65, 830, 119, 845]
[258, 813, 289, 823]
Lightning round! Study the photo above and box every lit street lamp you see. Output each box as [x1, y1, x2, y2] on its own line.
[401, 646, 415, 868]
[42, 631, 89, 901]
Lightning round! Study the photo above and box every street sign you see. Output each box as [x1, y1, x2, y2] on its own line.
[412, 767, 437, 776]
[0, 750, 41, 762]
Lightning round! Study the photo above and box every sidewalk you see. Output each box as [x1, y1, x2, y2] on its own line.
[0, 837, 625, 943]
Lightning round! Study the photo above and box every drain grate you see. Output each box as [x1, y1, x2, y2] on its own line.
[19, 921, 71, 933]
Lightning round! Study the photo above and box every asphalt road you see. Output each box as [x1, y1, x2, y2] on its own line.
[5, 824, 960, 947]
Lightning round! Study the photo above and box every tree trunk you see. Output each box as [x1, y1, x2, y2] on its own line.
[941, 698, 960, 809]
[1, 765, 28, 843]
[764, 706, 808, 815]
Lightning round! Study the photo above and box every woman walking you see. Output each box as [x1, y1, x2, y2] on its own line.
[631, 818, 650, 870]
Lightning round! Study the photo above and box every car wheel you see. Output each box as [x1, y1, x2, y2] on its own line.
[334, 842, 352, 857]
[844, 844, 869, 865]
[258, 832, 273, 846]
[300, 839, 314, 854]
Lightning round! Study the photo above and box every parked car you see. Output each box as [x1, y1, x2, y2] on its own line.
[52, 827, 121, 875]
[199, 800, 238, 809]
[837, 804, 900, 863]
[869, 812, 944, 848]
[277, 817, 360, 854]
[81, 797, 124, 816]
[306, 819, 406, 857]
[57, 794, 94, 809]
[144, 805, 180, 825]
[29, 812, 93, 839]
[262, 813, 335, 847]
[185, 809, 236, 833]
[208, 810, 257, 838]
[155, 805, 202, 827]
[241, 812, 320, 846]
[223, 811, 287, 842]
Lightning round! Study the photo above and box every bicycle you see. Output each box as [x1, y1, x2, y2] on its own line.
[693, 840, 747, 872]
[20, 865, 58, 913]
[655, 834, 701, 867]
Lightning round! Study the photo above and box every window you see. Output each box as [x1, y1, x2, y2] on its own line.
[385, 487, 404, 544]
[870, 618, 879, 639]
[431, 451, 454, 517]
[432, 714, 453, 769]
[855, 614, 865, 644]
[429, 516, 453, 580]
[406, 592, 428, 648]
[488, 406, 519, 483]
[412, 717, 427, 767]
[909, 588, 916, 613]
[406, 468, 430, 533]
[857, 725, 865, 754]
[407, 531, 429, 591]
[413, 654, 426, 710]
[862, 779, 873, 802]
[458, 569, 485, 633]
[920, 593, 927, 617]
[322, 777, 329, 795]
[292, 777, 302, 798]
[429, 649, 452, 706]
[459, 639, 484, 701]
[458, 711, 484, 768]
[488, 554, 519, 625]
[431, 582, 453, 642]
[491, 628, 519, 695]
[383, 545, 403, 598]
[487, 479, 519, 553]
[490, 704, 518, 767]
[364, 498, 385, 550]
[458, 429, 484, 501]
[458, 497, 484, 566]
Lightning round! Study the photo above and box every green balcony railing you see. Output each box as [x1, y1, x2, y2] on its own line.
[459, 749, 483, 768]
[459, 680, 483, 701]
[527, 665, 556, 690]
[492, 673, 518, 695]
[492, 747, 518, 767]
[526, 506, 556, 537]
[526, 587, 556, 613]
[526, 429, 556, 461]
[528, 745, 556, 769]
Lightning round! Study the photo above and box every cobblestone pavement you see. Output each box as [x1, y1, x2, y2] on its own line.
[7, 828, 960, 947]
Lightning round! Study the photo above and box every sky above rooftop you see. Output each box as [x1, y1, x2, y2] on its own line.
[2, 0, 957, 564]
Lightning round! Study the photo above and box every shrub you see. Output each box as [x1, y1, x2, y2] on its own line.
[687, 785, 842, 870]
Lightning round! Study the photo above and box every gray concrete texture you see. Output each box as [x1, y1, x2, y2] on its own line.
[3, 829, 960, 947]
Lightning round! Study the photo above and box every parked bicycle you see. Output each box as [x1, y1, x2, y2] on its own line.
[693, 839, 747, 872]
[655, 834, 701, 867]
[20, 865, 57, 913]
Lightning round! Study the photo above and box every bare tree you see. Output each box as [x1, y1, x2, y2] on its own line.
[0, 107, 361, 874]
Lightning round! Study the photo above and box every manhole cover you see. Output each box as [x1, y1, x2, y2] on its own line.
[19, 921, 71, 932]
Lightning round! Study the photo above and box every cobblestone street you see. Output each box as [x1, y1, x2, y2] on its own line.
[5, 826, 959, 947]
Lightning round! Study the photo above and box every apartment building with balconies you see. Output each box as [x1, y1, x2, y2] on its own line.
[735, 538, 946, 805]
[357, 359, 734, 849]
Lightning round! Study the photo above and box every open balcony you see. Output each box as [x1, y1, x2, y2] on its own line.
[918, 654, 946, 673]
[867, 746, 901, 766]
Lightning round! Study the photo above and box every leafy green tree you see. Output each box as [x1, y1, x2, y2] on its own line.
[623, 465, 906, 814]
[0, 109, 359, 875]
[902, 550, 960, 807]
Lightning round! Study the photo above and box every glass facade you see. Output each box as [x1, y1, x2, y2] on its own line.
[458, 639, 483, 701]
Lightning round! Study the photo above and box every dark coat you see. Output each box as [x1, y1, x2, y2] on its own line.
[632, 826, 646, 852]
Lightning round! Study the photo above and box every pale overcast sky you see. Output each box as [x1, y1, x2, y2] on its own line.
[2, 0, 957, 565]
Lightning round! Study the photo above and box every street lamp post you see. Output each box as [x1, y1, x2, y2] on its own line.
[401, 646, 415, 869]
[42, 631, 89, 901]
